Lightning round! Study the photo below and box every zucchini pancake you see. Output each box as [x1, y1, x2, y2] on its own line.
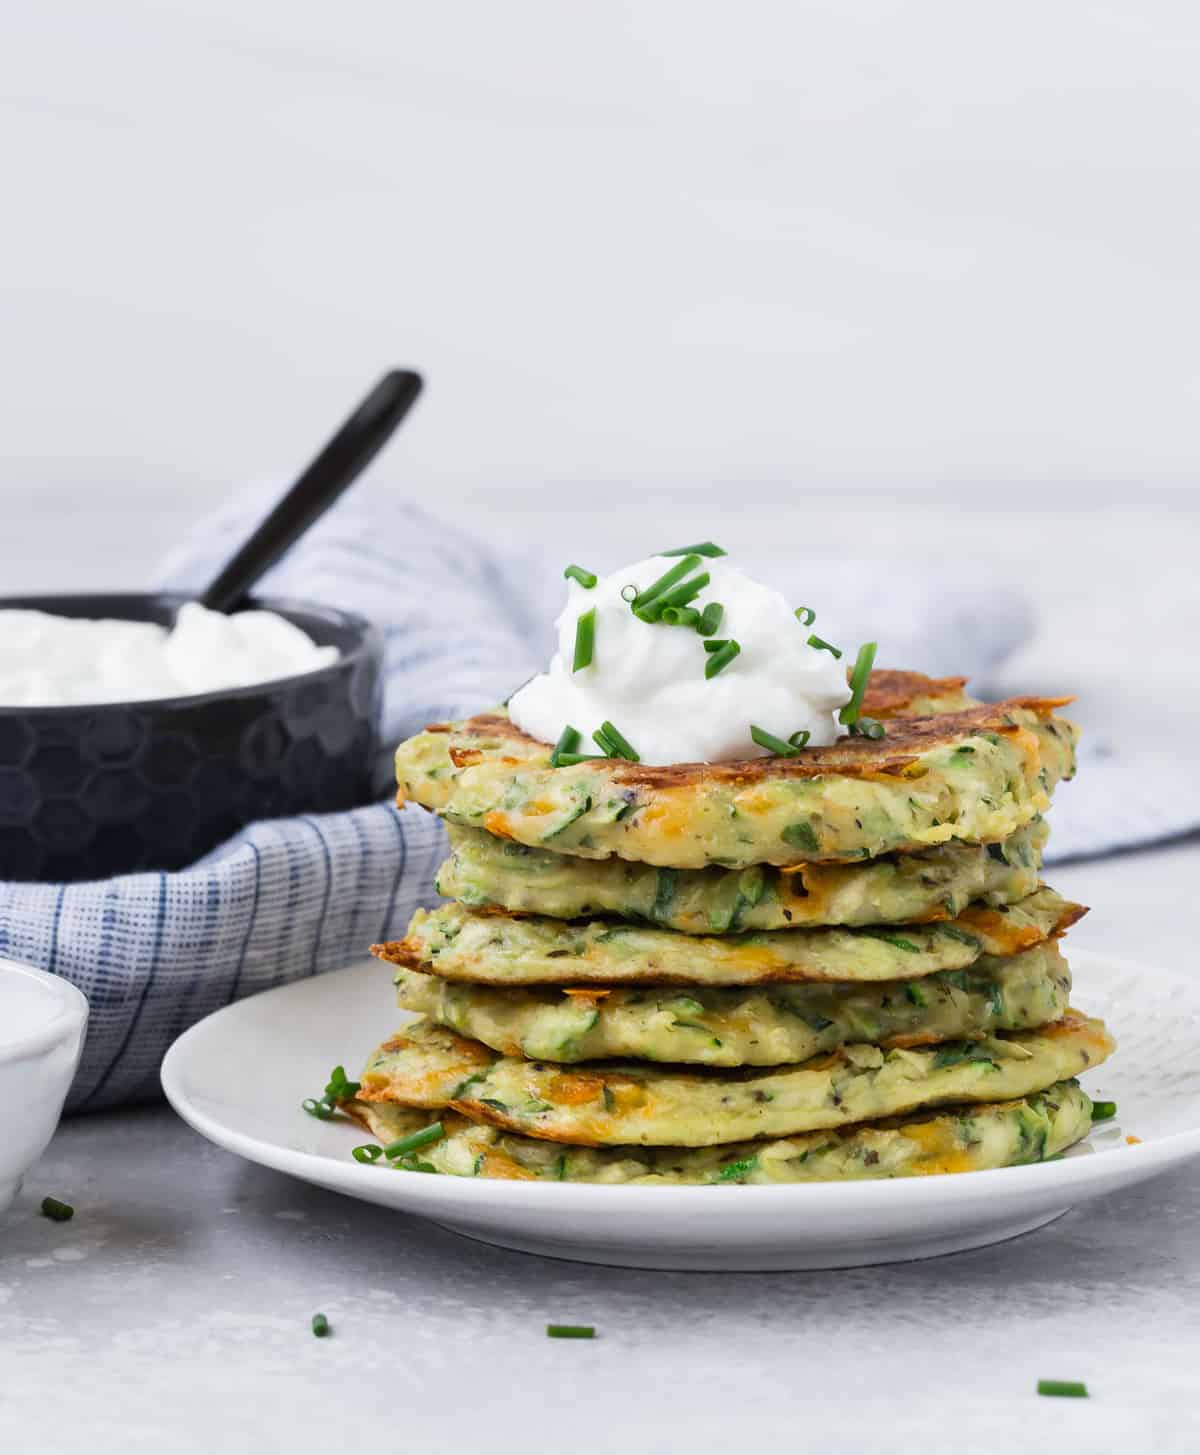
[321, 544, 1114, 1186]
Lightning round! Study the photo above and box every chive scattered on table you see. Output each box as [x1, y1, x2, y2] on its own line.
[704, 639, 741, 679]
[572, 608, 596, 672]
[1037, 1379, 1087, 1398]
[563, 564, 598, 589]
[312, 1313, 330, 1338]
[547, 1324, 596, 1339]
[1091, 1099, 1117, 1122]
[794, 606, 816, 626]
[40, 1196, 74, 1223]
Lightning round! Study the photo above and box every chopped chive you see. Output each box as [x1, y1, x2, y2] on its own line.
[383, 1122, 445, 1159]
[555, 752, 605, 766]
[1091, 1099, 1117, 1122]
[660, 605, 701, 627]
[40, 1196, 74, 1223]
[704, 639, 741, 679]
[807, 634, 842, 659]
[620, 584, 638, 603]
[592, 720, 640, 761]
[312, 1313, 330, 1338]
[632, 555, 701, 614]
[788, 730, 811, 749]
[697, 602, 724, 637]
[703, 637, 730, 652]
[302, 1097, 335, 1120]
[547, 1324, 596, 1339]
[638, 571, 709, 620]
[563, 564, 598, 589]
[794, 606, 816, 626]
[855, 717, 886, 740]
[572, 608, 596, 672]
[750, 725, 801, 757]
[659, 542, 726, 558]
[352, 1144, 384, 1164]
[324, 1065, 360, 1101]
[839, 641, 878, 726]
[550, 724, 582, 766]
[1037, 1380, 1087, 1399]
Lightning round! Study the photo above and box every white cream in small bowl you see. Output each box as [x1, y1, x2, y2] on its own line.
[0, 602, 339, 707]
[0, 961, 88, 1213]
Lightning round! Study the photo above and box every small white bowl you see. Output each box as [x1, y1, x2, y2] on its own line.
[0, 959, 88, 1214]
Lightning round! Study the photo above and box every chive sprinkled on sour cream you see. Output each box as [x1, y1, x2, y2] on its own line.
[1037, 1380, 1087, 1398]
[645, 570, 710, 620]
[840, 642, 878, 727]
[704, 640, 741, 679]
[549, 724, 583, 766]
[509, 550, 853, 764]
[750, 725, 804, 757]
[40, 1196, 74, 1222]
[628, 555, 701, 614]
[572, 609, 596, 672]
[659, 605, 701, 627]
[563, 564, 598, 589]
[659, 542, 726, 558]
[697, 601, 724, 636]
[547, 1324, 596, 1339]
[807, 634, 842, 659]
[592, 721, 640, 761]
[312, 1313, 331, 1338]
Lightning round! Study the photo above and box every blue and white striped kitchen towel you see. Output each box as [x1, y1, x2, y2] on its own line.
[0, 485, 1186, 1111]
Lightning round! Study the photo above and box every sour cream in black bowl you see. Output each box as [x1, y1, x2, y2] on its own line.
[0, 594, 382, 883]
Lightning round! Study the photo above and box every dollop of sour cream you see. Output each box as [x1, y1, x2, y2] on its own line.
[0, 603, 338, 707]
[509, 554, 852, 765]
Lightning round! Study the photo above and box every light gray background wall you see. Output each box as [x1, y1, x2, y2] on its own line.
[3, 0, 1199, 593]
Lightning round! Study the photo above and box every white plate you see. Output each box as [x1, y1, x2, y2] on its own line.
[162, 950, 1200, 1271]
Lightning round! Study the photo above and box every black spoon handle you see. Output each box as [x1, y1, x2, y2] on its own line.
[200, 369, 424, 613]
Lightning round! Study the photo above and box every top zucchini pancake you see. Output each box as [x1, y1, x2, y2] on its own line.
[394, 671, 1077, 869]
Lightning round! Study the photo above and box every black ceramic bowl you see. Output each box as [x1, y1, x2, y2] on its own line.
[0, 593, 383, 883]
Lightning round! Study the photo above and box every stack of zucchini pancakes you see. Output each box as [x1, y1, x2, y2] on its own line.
[347, 670, 1115, 1185]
